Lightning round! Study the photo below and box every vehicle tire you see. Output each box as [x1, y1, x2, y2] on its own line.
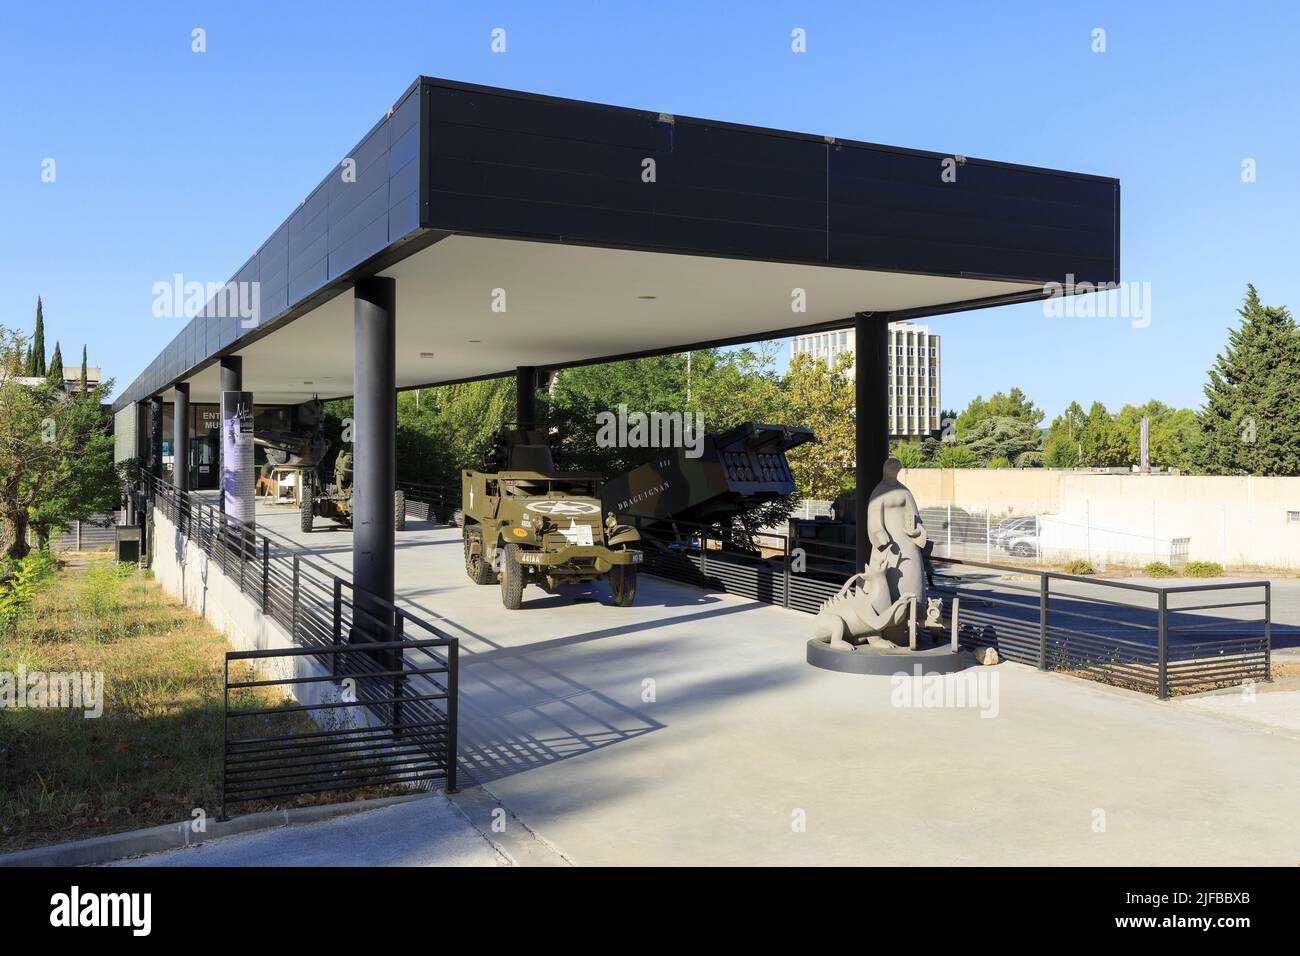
[464, 526, 496, 585]
[394, 491, 406, 531]
[1011, 542, 1032, 558]
[609, 564, 637, 607]
[500, 543, 525, 610]
[299, 490, 314, 533]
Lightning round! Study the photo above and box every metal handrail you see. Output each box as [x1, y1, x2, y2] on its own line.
[143, 473, 459, 804]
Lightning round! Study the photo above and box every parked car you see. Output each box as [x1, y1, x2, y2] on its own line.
[1003, 526, 1041, 558]
[992, 516, 1038, 548]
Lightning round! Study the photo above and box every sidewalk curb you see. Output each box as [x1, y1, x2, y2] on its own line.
[448, 785, 573, 867]
[1174, 674, 1300, 699]
[0, 793, 431, 868]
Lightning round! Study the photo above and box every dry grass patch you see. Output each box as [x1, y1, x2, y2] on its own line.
[0, 555, 400, 853]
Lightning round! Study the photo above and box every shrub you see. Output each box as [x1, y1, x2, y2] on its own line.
[934, 445, 979, 469]
[1015, 451, 1044, 468]
[0, 550, 60, 630]
[1143, 561, 1176, 577]
[889, 441, 925, 469]
[1063, 559, 1095, 575]
[986, 456, 1014, 469]
[1184, 561, 1223, 578]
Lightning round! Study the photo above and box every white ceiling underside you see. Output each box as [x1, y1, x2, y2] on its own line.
[177, 234, 1040, 405]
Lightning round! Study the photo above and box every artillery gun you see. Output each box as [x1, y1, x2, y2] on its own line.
[253, 399, 405, 533]
[599, 422, 813, 529]
[460, 426, 641, 610]
[598, 422, 814, 579]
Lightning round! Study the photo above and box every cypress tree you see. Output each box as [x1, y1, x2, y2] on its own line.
[47, 341, 64, 387]
[1197, 285, 1300, 475]
[30, 296, 46, 376]
[80, 345, 89, 393]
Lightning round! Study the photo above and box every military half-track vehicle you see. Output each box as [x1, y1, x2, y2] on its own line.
[461, 426, 642, 609]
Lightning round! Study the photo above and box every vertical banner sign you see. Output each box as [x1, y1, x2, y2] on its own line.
[222, 391, 255, 526]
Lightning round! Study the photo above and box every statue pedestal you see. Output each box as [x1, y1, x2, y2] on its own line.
[806, 635, 968, 675]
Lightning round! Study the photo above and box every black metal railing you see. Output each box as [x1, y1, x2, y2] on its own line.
[633, 514, 1271, 699]
[633, 514, 849, 614]
[922, 557, 1269, 699]
[223, 640, 454, 811]
[397, 479, 454, 524]
[143, 474, 458, 810]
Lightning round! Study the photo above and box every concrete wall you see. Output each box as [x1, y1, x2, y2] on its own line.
[148, 506, 358, 722]
[900, 468, 1300, 570]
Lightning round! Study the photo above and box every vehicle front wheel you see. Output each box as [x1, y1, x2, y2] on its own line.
[609, 564, 637, 607]
[500, 543, 525, 610]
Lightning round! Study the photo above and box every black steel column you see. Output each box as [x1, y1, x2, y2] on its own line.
[516, 366, 537, 427]
[148, 395, 164, 480]
[219, 356, 242, 395]
[854, 312, 891, 572]
[127, 402, 148, 522]
[353, 277, 397, 638]
[173, 383, 190, 493]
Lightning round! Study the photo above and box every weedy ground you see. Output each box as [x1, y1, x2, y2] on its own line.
[0, 554, 400, 852]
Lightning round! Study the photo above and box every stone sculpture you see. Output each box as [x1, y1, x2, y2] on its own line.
[814, 458, 928, 650]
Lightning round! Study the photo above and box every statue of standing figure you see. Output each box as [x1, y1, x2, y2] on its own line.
[814, 458, 928, 650]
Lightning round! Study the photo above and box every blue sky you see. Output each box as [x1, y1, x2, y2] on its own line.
[3, 1, 1297, 420]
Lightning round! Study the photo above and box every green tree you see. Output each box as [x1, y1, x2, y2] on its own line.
[1150, 407, 1201, 472]
[954, 387, 1043, 438]
[542, 346, 785, 478]
[0, 326, 116, 557]
[428, 379, 516, 478]
[1109, 400, 1202, 471]
[958, 416, 1041, 464]
[781, 351, 856, 499]
[79, 345, 88, 394]
[1043, 401, 1087, 467]
[1196, 285, 1300, 475]
[1078, 401, 1126, 467]
[543, 353, 691, 476]
[27, 297, 46, 377]
[889, 441, 925, 469]
[27, 379, 118, 548]
[46, 341, 64, 387]
[933, 444, 978, 468]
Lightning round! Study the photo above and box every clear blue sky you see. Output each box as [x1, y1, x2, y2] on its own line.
[3, 1, 1297, 420]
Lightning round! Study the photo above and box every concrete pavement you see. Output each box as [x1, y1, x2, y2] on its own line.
[233, 503, 1300, 866]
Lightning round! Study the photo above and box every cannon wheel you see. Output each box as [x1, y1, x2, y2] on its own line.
[299, 485, 314, 533]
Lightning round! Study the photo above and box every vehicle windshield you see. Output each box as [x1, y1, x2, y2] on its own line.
[504, 478, 597, 497]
